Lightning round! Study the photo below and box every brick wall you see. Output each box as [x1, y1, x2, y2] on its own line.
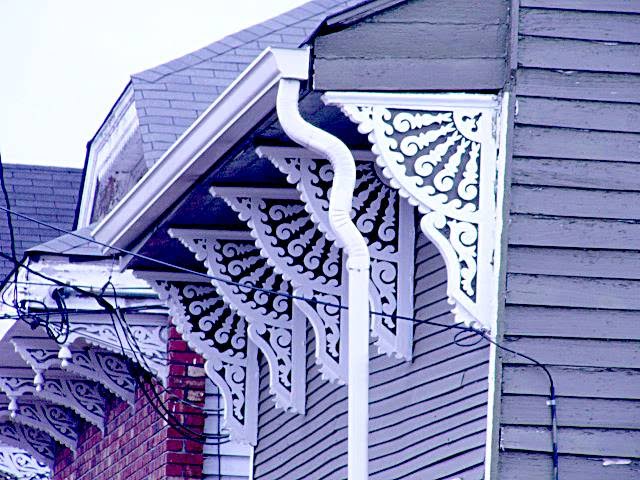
[53, 328, 206, 480]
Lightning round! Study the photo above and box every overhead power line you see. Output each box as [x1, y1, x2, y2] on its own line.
[0, 159, 560, 478]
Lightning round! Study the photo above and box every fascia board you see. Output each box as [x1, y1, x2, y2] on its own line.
[91, 47, 310, 252]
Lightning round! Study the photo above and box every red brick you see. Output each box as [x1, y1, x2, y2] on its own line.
[52, 325, 205, 480]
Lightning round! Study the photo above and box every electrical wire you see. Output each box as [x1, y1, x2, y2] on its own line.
[2, 252, 229, 445]
[0, 172, 560, 476]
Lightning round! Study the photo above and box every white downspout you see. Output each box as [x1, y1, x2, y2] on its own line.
[276, 77, 371, 480]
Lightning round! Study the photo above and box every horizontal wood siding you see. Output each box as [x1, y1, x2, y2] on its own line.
[312, 0, 509, 91]
[500, 2, 640, 477]
[252, 233, 490, 479]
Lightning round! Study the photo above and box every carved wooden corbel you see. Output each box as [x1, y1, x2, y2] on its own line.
[0, 422, 56, 466]
[0, 372, 106, 431]
[255, 147, 416, 360]
[0, 447, 50, 479]
[137, 273, 260, 445]
[11, 339, 136, 405]
[169, 229, 307, 415]
[324, 93, 506, 331]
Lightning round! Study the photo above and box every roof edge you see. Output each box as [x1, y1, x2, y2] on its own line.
[91, 47, 310, 252]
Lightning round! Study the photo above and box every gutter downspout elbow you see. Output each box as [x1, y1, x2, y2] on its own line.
[276, 79, 369, 270]
[276, 77, 370, 480]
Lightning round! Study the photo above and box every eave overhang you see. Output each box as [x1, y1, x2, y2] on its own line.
[91, 47, 311, 252]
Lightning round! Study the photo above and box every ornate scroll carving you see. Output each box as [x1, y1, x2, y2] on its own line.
[11, 339, 136, 404]
[323, 93, 503, 331]
[169, 230, 306, 414]
[0, 401, 78, 451]
[0, 374, 106, 431]
[255, 147, 415, 359]
[64, 322, 168, 382]
[0, 423, 56, 466]
[210, 188, 348, 382]
[0, 447, 50, 480]
[137, 273, 259, 445]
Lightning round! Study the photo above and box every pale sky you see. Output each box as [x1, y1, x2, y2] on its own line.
[0, 0, 308, 168]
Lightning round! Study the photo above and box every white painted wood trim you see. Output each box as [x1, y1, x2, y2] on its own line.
[92, 47, 311, 251]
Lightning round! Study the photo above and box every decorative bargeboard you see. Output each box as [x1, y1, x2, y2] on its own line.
[323, 93, 504, 331]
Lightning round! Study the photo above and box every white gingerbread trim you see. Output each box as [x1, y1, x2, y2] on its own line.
[169, 229, 307, 414]
[324, 92, 504, 331]
[0, 372, 106, 431]
[210, 187, 348, 383]
[63, 321, 168, 382]
[0, 423, 56, 466]
[136, 272, 260, 445]
[11, 339, 136, 405]
[0, 446, 50, 480]
[0, 401, 78, 452]
[254, 147, 416, 359]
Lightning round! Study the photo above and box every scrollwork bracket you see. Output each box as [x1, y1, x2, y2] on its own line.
[168, 229, 307, 415]
[137, 272, 259, 445]
[324, 92, 505, 331]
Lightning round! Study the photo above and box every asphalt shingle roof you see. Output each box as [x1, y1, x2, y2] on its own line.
[0, 164, 82, 280]
[130, 0, 365, 168]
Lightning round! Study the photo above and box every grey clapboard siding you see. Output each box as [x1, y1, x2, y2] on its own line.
[312, 0, 508, 91]
[503, 365, 640, 400]
[504, 306, 640, 339]
[518, 37, 640, 73]
[499, 452, 640, 480]
[520, 8, 640, 42]
[502, 395, 640, 429]
[507, 248, 640, 280]
[515, 97, 640, 133]
[252, 233, 490, 479]
[520, 0, 640, 13]
[516, 69, 640, 103]
[511, 158, 640, 191]
[500, 2, 640, 477]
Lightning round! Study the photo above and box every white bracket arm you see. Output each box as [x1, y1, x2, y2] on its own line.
[0, 423, 56, 466]
[255, 147, 416, 360]
[0, 372, 106, 431]
[324, 92, 505, 332]
[210, 186, 349, 384]
[137, 272, 260, 445]
[61, 319, 169, 383]
[0, 400, 78, 452]
[169, 229, 307, 415]
[0, 447, 50, 480]
[11, 339, 136, 405]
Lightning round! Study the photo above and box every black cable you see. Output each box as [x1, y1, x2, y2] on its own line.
[105, 281, 225, 415]
[71, 281, 229, 445]
[0, 198, 560, 475]
[0, 204, 348, 313]
[2, 246, 560, 464]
